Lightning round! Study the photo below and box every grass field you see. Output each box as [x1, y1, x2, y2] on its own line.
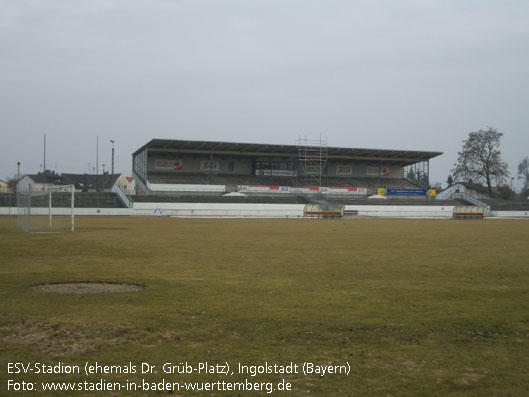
[1, 216, 529, 396]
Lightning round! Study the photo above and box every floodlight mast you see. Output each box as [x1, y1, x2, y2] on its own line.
[96, 136, 99, 191]
[71, 186, 74, 232]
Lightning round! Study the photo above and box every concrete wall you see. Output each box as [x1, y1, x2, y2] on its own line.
[491, 210, 529, 218]
[2, 205, 528, 219]
[146, 182, 226, 193]
[0, 207, 134, 216]
[133, 202, 305, 218]
[344, 205, 455, 218]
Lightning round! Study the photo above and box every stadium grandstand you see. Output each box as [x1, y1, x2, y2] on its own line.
[132, 138, 442, 203]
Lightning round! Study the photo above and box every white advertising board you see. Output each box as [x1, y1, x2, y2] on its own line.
[155, 159, 184, 171]
[367, 167, 389, 177]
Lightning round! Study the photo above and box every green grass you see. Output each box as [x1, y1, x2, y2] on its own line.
[1, 216, 529, 396]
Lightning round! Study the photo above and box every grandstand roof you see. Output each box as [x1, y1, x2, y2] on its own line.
[134, 139, 442, 166]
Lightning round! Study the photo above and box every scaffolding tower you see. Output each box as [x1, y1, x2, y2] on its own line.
[297, 136, 328, 186]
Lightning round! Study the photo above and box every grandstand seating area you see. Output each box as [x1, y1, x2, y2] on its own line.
[131, 193, 458, 206]
[132, 194, 307, 204]
[146, 172, 419, 192]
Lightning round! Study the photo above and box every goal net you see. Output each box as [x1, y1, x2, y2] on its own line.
[17, 185, 75, 233]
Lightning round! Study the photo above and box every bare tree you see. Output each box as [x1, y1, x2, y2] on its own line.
[452, 127, 509, 197]
[518, 157, 529, 190]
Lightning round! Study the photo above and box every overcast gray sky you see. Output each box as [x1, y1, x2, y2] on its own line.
[1, 0, 528, 189]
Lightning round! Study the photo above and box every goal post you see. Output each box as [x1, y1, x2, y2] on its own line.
[17, 184, 75, 233]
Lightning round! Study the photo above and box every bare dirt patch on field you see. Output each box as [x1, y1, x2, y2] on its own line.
[29, 282, 144, 294]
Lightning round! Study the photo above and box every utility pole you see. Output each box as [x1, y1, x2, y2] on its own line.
[110, 140, 115, 174]
[96, 136, 99, 191]
[43, 133, 46, 172]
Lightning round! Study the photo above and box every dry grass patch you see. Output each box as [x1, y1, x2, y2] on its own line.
[28, 281, 144, 294]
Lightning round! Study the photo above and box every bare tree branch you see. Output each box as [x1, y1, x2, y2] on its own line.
[452, 127, 509, 197]
[518, 157, 529, 189]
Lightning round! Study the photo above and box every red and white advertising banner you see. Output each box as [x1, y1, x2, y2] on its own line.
[327, 187, 367, 195]
[200, 160, 219, 172]
[238, 185, 281, 193]
[336, 165, 353, 176]
[155, 159, 184, 171]
[237, 185, 367, 195]
[290, 186, 320, 194]
[367, 167, 389, 177]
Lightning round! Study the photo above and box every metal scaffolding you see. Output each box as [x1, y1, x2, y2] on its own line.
[297, 136, 328, 186]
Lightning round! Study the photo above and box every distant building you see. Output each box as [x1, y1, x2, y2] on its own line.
[61, 173, 133, 193]
[0, 179, 9, 193]
[17, 171, 134, 194]
[124, 177, 135, 195]
[17, 171, 64, 192]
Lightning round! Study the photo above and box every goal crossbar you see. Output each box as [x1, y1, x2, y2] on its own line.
[46, 185, 75, 232]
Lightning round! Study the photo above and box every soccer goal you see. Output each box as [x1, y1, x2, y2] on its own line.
[17, 185, 75, 233]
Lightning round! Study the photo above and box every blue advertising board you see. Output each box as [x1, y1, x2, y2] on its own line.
[386, 189, 428, 196]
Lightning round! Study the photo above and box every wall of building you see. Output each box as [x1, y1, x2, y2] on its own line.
[114, 174, 134, 195]
[147, 152, 254, 175]
[17, 176, 49, 192]
[146, 152, 406, 180]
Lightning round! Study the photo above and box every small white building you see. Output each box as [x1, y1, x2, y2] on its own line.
[17, 172, 64, 192]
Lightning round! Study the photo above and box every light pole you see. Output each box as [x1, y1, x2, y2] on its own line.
[110, 140, 115, 175]
[17, 162, 21, 182]
[511, 177, 515, 198]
